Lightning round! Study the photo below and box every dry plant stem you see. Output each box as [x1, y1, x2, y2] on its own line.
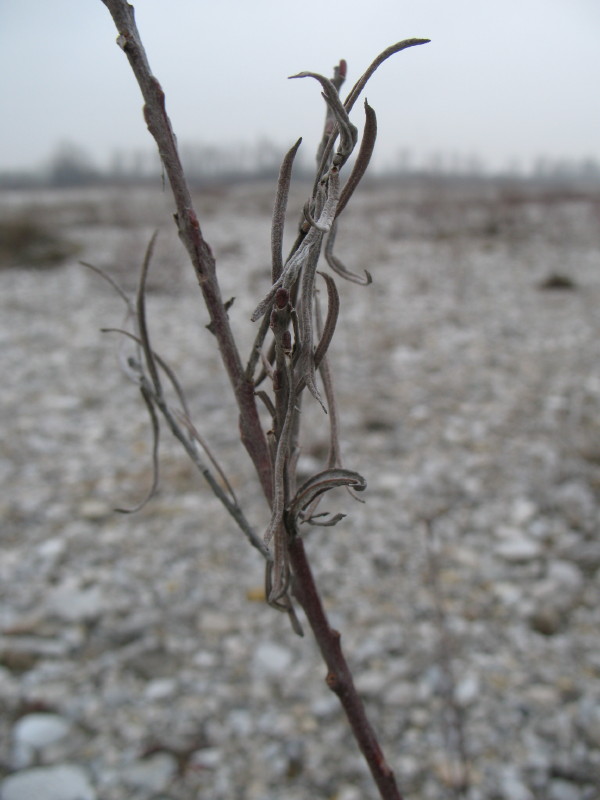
[98, 5, 427, 798]
[101, 0, 272, 503]
[289, 536, 404, 800]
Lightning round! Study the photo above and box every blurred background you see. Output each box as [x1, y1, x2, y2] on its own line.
[2, 3, 600, 799]
[1, 0, 600, 187]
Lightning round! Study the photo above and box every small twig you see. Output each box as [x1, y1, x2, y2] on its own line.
[315, 59, 347, 168]
[163, 397, 272, 561]
[100, 327, 187, 410]
[245, 313, 272, 383]
[173, 409, 238, 506]
[80, 260, 135, 312]
[101, 326, 270, 558]
[255, 389, 276, 421]
[101, 0, 273, 503]
[288, 536, 404, 800]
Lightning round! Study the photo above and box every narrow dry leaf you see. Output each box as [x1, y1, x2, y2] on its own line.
[272, 138, 303, 282]
[115, 382, 160, 513]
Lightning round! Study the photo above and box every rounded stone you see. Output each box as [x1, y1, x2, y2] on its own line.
[13, 713, 71, 749]
[0, 764, 95, 800]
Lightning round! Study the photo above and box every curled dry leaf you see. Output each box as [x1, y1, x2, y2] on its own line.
[325, 220, 373, 285]
[336, 100, 378, 220]
[289, 71, 357, 159]
[289, 468, 367, 521]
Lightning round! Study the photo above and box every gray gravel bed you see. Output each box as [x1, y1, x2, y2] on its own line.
[0, 181, 599, 800]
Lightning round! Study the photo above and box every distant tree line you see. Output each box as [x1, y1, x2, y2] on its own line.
[1, 140, 600, 189]
[0, 140, 313, 189]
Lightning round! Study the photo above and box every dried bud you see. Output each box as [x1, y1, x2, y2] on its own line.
[282, 330, 292, 355]
[274, 288, 289, 309]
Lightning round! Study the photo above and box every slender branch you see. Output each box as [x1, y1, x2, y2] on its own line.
[245, 312, 272, 383]
[96, 8, 429, 798]
[158, 389, 272, 560]
[101, 0, 273, 503]
[288, 536, 404, 800]
[174, 409, 239, 506]
[88, 240, 268, 559]
[315, 59, 347, 168]
[100, 326, 271, 560]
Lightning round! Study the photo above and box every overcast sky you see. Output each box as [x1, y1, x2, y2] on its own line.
[1, 0, 599, 175]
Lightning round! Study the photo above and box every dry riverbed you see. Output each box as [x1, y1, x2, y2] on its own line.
[0, 177, 599, 800]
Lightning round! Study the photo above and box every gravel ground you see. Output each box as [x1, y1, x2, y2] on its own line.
[1, 178, 600, 800]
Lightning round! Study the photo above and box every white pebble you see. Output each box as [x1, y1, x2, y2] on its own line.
[0, 764, 95, 800]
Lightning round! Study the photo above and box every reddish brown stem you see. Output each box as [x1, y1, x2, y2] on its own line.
[99, 5, 411, 798]
[101, 0, 272, 502]
[288, 536, 404, 800]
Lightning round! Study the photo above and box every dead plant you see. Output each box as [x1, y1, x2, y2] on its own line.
[92, 3, 429, 798]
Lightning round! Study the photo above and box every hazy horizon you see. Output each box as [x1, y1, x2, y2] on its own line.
[2, 0, 599, 176]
